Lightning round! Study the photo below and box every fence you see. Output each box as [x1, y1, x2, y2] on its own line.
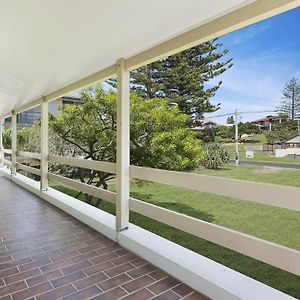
[1, 150, 300, 277]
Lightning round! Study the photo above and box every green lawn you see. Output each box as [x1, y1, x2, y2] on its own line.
[51, 165, 300, 298]
[196, 164, 300, 187]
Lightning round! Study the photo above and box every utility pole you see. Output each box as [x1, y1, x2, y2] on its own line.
[235, 109, 239, 167]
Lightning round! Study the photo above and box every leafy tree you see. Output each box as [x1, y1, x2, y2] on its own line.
[2, 127, 32, 149]
[2, 128, 11, 149]
[196, 128, 217, 143]
[238, 122, 260, 135]
[202, 142, 230, 169]
[50, 86, 203, 203]
[226, 116, 234, 124]
[265, 121, 298, 144]
[108, 39, 233, 119]
[277, 78, 300, 121]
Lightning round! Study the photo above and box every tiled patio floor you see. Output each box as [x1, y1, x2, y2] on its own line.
[0, 175, 208, 300]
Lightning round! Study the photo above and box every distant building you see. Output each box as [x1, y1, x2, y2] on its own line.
[283, 136, 300, 148]
[191, 120, 218, 131]
[251, 115, 288, 131]
[5, 96, 82, 127]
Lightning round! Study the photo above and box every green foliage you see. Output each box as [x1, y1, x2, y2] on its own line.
[277, 77, 300, 121]
[2, 128, 11, 149]
[238, 122, 260, 135]
[2, 127, 33, 149]
[50, 86, 203, 197]
[216, 125, 235, 141]
[265, 121, 298, 144]
[130, 96, 203, 170]
[196, 128, 218, 143]
[108, 39, 233, 119]
[197, 123, 260, 144]
[226, 115, 234, 124]
[202, 142, 230, 169]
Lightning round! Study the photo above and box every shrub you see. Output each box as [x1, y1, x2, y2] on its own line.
[202, 142, 230, 169]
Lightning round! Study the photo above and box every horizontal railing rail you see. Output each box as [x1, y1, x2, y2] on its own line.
[130, 166, 300, 212]
[130, 197, 300, 276]
[48, 173, 116, 204]
[3, 148, 12, 154]
[4, 155, 300, 278]
[49, 155, 116, 174]
[3, 159, 11, 166]
[16, 163, 41, 176]
[17, 151, 41, 160]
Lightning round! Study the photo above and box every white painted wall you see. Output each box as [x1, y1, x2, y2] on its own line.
[275, 148, 300, 157]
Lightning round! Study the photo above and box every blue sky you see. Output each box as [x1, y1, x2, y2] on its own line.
[205, 6, 300, 124]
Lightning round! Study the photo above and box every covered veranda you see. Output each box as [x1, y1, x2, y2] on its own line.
[0, 175, 204, 299]
[0, 1, 300, 299]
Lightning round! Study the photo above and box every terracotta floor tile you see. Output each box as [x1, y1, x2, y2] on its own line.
[11, 281, 53, 300]
[91, 286, 127, 300]
[0, 176, 203, 300]
[99, 273, 132, 291]
[148, 277, 180, 295]
[36, 284, 76, 300]
[153, 290, 181, 300]
[121, 288, 154, 300]
[4, 268, 41, 285]
[74, 272, 108, 290]
[63, 285, 102, 300]
[122, 275, 155, 293]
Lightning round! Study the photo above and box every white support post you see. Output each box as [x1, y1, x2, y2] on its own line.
[11, 111, 17, 175]
[40, 96, 49, 190]
[116, 58, 130, 232]
[0, 119, 4, 166]
[234, 109, 239, 167]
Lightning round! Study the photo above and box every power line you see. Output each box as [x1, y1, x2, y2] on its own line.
[208, 110, 276, 119]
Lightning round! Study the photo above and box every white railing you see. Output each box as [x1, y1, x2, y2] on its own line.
[2, 149, 41, 176]
[17, 150, 41, 160]
[3, 148, 12, 154]
[2, 152, 300, 277]
[3, 159, 11, 166]
[130, 166, 300, 212]
[48, 155, 116, 174]
[130, 197, 300, 276]
[48, 173, 116, 204]
[44, 154, 300, 277]
[16, 162, 41, 176]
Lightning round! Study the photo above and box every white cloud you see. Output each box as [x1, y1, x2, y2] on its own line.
[205, 51, 300, 123]
[223, 20, 273, 46]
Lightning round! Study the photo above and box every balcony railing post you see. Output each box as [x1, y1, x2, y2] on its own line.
[40, 96, 49, 190]
[11, 111, 17, 175]
[0, 119, 4, 166]
[116, 58, 130, 232]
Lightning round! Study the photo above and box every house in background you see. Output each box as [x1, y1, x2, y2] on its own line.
[251, 115, 288, 131]
[275, 135, 300, 158]
[4, 96, 81, 127]
[283, 135, 300, 148]
[191, 120, 218, 131]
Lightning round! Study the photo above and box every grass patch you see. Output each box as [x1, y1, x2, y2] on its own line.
[195, 164, 300, 187]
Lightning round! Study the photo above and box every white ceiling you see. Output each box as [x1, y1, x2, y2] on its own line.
[0, 0, 253, 115]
